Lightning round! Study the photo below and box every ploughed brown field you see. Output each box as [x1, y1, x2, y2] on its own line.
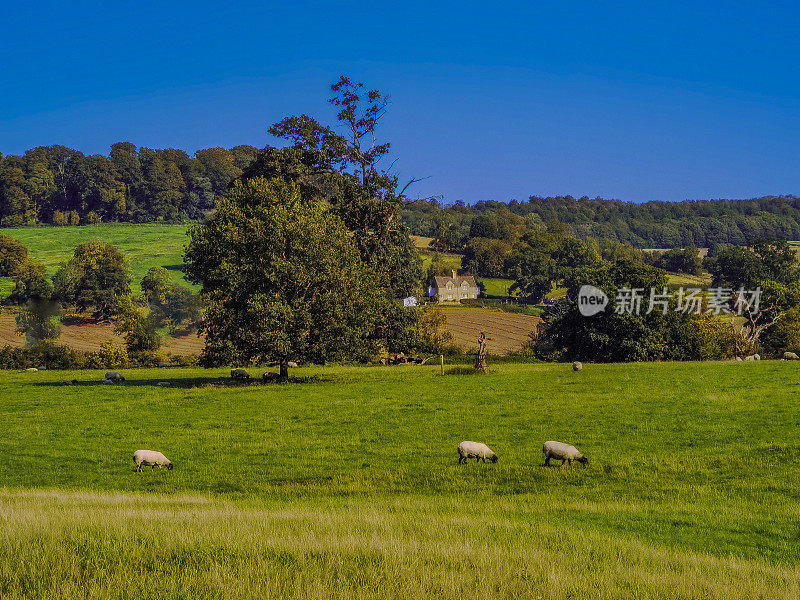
[0, 307, 540, 356]
[439, 307, 540, 353]
[0, 312, 203, 356]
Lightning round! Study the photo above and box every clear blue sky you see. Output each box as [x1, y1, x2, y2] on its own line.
[1, 1, 799, 203]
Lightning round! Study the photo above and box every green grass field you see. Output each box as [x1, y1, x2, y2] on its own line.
[478, 277, 512, 297]
[0, 224, 192, 293]
[418, 251, 463, 274]
[2, 361, 799, 598]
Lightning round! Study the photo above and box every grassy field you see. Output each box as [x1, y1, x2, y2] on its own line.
[666, 272, 712, 289]
[0, 224, 192, 293]
[478, 277, 512, 297]
[1, 361, 799, 598]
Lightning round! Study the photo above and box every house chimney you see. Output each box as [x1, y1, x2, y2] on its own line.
[452, 269, 457, 280]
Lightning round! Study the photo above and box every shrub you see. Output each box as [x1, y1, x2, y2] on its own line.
[85, 211, 102, 224]
[0, 342, 79, 370]
[52, 211, 69, 226]
[93, 341, 129, 369]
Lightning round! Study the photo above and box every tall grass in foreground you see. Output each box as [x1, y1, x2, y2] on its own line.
[1, 488, 798, 600]
[2, 362, 800, 598]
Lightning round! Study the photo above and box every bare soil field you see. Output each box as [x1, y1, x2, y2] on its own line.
[0, 305, 536, 357]
[439, 307, 540, 353]
[0, 311, 203, 356]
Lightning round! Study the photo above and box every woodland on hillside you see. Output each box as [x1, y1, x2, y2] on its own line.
[402, 195, 800, 249]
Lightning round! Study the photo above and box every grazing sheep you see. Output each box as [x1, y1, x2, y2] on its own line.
[745, 355, 755, 361]
[287, 361, 298, 368]
[105, 371, 125, 382]
[26, 368, 38, 372]
[572, 361, 583, 371]
[735, 356, 743, 361]
[543, 440, 588, 467]
[132, 449, 173, 472]
[457, 441, 498, 464]
[784, 352, 799, 360]
[158, 361, 169, 368]
[231, 368, 250, 380]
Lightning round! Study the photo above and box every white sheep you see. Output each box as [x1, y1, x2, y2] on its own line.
[457, 441, 498, 464]
[784, 352, 799, 360]
[543, 440, 588, 467]
[132, 449, 173, 472]
[230, 368, 250, 380]
[572, 362, 583, 371]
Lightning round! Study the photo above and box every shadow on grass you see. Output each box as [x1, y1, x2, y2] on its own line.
[35, 374, 321, 389]
[162, 264, 186, 272]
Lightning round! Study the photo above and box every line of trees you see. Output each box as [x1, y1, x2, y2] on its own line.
[518, 227, 800, 361]
[0, 144, 258, 226]
[403, 195, 800, 251]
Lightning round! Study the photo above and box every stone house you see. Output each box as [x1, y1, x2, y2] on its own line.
[431, 270, 479, 303]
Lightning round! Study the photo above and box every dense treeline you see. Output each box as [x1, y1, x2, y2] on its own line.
[0, 143, 258, 225]
[403, 195, 800, 250]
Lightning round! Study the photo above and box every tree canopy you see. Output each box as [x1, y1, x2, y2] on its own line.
[184, 177, 383, 371]
[53, 242, 131, 321]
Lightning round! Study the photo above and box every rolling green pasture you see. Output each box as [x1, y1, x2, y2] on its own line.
[0, 224, 191, 293]
[418, 250, 463, 274]
[1, 361, 799, 598]
[478, 277, 512, 297]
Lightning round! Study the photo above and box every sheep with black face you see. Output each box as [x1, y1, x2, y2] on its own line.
[457, 441, 498, 464]
[132, 449, 173, 472]
[543, 440, 587, 467]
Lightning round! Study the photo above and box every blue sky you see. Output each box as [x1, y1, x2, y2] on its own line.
[1, 1, 799, 203]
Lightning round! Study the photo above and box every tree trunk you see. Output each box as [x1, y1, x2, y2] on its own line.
[474, 332, 488, 372]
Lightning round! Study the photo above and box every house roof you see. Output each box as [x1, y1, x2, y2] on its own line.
[434, 275, 477, 289]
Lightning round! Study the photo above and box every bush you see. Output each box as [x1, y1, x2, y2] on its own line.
[52, 211, 69, 226]
[761, 307, 800, 357]
[90, 342, 129, 369]
[0, 342, 79, 370]
[85, 211, 102, 224]
[0, 343, 198, 370]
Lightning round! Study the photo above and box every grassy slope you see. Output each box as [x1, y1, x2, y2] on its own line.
[478, 277, 511, 296]
[0, 224, 191, 293]
[1, 361, 799, 598]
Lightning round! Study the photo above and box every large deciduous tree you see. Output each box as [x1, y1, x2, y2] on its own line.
[53, 242, 131, 321]
[245, 76, 423, 302]
[184, 177, 383, 376]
